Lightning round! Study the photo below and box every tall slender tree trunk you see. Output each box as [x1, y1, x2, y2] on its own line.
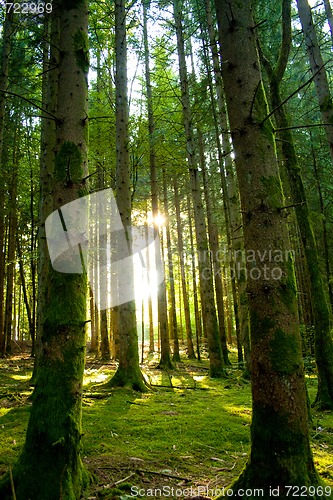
[323, 0, 333, 47]
[260, 0, 333, 411]
[0, 5, 14, 357]
[142, 0, 173, 369]
[311, 136, 333, 311]
[0, 2, 91, 497]
[4, 129, 19, 355]
[187, 195, 202, 360]
[199, 133, 230, 365]
[163, 169, 180, 361]
[173, 0, 224, 377]
[107, 0, 147, 391]
[174, 180, 196, 359]
[215, 0, 322, 490]
[297, 0, 333, 164]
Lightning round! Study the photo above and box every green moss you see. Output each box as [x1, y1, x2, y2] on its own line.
[270, 328, 302, 373]
[55, 141, 83, 184]
[278, 252, 298, 311]
[260, 175, 283, 209]
[73, 30, 89, 74]
[320, 95, 333, 113]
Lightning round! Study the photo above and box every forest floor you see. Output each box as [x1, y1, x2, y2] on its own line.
[0, 344, 332, 499]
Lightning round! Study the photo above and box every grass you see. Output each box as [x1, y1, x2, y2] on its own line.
[0, 348, 332, 499]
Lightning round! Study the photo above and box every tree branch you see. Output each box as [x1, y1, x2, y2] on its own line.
[0, 89, 58, 121]
[260, 63, 328, 126]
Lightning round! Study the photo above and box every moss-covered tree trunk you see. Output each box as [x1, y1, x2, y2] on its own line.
[107, 0, 147, 391]
[260, 0, 333, 411]
[0, 1, 90, 498]
[214, 0, 324, 494]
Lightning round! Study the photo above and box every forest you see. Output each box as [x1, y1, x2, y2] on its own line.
[0, 0, 333, 498]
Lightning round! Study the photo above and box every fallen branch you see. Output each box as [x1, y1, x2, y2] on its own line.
[136, 469, 190, 482]
[111, 472, 135, 487]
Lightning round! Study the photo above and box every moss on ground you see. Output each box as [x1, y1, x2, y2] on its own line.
[0, 349, 332, 499]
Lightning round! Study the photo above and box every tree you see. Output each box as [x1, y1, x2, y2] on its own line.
[297, 0, 333, 165]
[214, 0, 324, 493]
[0, 4, 14, 357]
[0, 0, 90, 497]
[173, 0, 225, 377]
[107, 0, 147, 391]
[259, 0, 333, 410]
[142, 0, 173, 369]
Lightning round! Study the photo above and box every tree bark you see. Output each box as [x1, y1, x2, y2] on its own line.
[0, 2, 91, 497]
[215, 0, 322, 491]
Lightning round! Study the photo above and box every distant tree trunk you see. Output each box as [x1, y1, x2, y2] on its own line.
[187, 195, 202, 360]
[260, 0, 333, 410]
[0, 5, 14, 357]
[107, 0, 147, 391]
[215, 0, 322, 490]
[4, 130, 18, 355]
[17, 239, 34, 347]
[199, 133, 230, 365]
[0, 2, 91, 498]
[311, 136, 333, 311]
[173, 0, 225, 377]
[174, 179, 196, 359]
[143, 0, 173, 370]
[163, 169, 180, 361]
[297, 0, 333, 165]
[323, 0, 333, 47]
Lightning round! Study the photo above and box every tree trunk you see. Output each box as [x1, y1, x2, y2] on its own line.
[163, 169, 180, 361]
[297, 0, 333, 164]
[323, 0, 333, 47]
[107, 0, 147, 391]
[142, 0, 173, 370]
[187, 195, 202, 360]
[174, 179, 196, 359]
[4, 129, 18, 355]
[199, 132, 230, 365]
[215, 0, 322, 491]
[0, 2, 91, 497]
[260, 0, 333, 410]
[0, 5, 14, 357]
[173, 0, 224, 377]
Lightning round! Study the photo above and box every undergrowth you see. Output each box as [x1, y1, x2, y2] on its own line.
[0, 348, 332, 499]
